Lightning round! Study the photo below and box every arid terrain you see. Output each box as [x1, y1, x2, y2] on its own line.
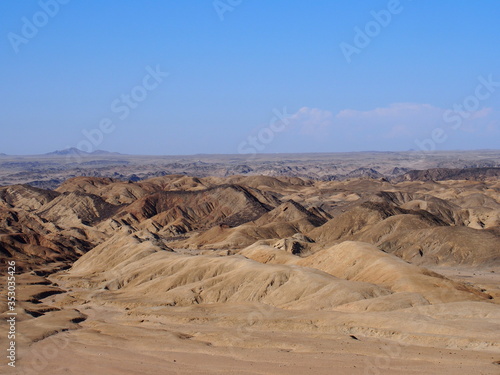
[1, 152, 500, 374]
[1, 149, 500, 189]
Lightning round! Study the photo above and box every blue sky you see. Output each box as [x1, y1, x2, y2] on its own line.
[0, 0, 499, 155]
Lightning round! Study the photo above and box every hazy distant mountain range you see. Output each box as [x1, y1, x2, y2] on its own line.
[43, 148, 123, 156]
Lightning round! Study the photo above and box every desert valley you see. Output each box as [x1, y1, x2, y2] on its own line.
[1, 152, 499, 374]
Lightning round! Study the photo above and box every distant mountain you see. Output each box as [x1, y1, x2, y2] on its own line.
[0, 153, 7, 156]
[44, 148, 123, 156]
[44, 148, 86, 156]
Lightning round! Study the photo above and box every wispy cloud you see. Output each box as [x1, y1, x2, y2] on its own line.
[284, 103, 498, 151]
[289, 107, 334, 136]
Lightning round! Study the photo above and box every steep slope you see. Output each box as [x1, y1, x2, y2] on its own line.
[308, 201, 406, 244]
[254, 200, 326, 230]
[240, 241, 492, 304]
[0, 184, 59, 211]
[108, 184, 278, 237]
[36, 191, 120, 227]
[0, 207, 92, 271]
[297, 241, 491, 303]
[174, 200, 325, 250]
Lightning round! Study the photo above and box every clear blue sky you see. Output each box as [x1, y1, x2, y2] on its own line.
[1, 0, 499, 155]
